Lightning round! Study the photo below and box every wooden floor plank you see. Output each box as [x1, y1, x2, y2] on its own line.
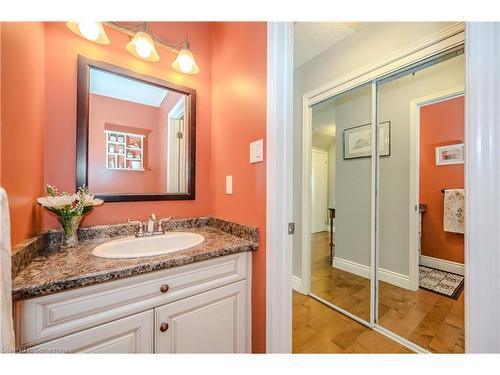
[297, 231, 465, 354]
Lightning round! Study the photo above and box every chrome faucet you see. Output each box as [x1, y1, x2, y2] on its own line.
[146, 213, 158, 233]
[127, 214, 172, 237]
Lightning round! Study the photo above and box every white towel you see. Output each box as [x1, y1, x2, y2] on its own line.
[0, 187, 15, 351]
[444, 188, 465, 234]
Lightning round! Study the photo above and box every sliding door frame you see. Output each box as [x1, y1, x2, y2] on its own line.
[301, 23, 465, 352]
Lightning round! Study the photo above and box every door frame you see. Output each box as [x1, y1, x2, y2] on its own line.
[266, 22, 294, 353]
[311, 148, 329, 233]
[408, 86, 465, 291]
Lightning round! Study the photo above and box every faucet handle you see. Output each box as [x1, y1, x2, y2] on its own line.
[127, 219, 145, 236]
[158, 217, 172, 233]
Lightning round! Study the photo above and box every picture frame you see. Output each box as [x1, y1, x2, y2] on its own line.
[343, 121, 391, 160]
[435, 143, 464, 166]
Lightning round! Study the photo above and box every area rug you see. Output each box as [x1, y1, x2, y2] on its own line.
[419, 266, 464, 299]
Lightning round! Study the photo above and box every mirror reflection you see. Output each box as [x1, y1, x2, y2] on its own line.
[309, 83, 373, 323]
[86, 67, 190, 196]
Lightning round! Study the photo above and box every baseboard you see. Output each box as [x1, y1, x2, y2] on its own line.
[419, 255, 464, 276]
[292, 275, 305, 294]
[332, 257, 412, 290]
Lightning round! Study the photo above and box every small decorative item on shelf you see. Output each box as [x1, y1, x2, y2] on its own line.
[131, 160, 141, 170]
[109, 145, 115, 153]
[37, 185, 104, 248]
[117, 135, 125, 143]
[127, 151, 133, 158]
[109, 135, 117, 142]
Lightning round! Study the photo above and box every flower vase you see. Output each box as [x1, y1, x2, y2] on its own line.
[58, 215, 82, 248]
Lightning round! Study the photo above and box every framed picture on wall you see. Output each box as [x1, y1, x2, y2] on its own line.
[343, 121, 391, 160]
[435, 143, 464, 166]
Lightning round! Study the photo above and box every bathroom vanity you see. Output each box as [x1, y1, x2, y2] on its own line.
[11, 217, 257, 353]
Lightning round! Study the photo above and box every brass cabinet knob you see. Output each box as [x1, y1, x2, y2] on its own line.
[160, 284, 170, 293]
[160, 322, 169, 332]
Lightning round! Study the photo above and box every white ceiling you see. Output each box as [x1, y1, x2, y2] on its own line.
[90, 68, 168, 107]
[294, 22, 363, 68]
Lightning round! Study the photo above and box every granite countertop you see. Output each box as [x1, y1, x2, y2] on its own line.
[12, 217, 258, 301]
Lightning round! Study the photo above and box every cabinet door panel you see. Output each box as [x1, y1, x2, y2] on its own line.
[32, 311, 153, 353]
[155, 281, 247, 353]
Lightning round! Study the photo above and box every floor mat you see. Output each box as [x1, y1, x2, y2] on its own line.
[419, 265, 464, 299]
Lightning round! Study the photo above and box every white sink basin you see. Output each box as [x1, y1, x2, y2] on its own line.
[92, 232, 205, 259]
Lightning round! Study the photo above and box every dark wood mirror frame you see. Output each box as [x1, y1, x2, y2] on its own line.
[76, 55, 196, 202]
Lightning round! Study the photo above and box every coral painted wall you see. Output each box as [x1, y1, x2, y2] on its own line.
[419, 96, 464, 264]
[43, 22, 213, 228]
[0, 22, 45, 246]
[210, 22, 267, 353]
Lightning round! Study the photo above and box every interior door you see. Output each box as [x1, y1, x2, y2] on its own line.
[32, 311, 154, 353]
[311, 149, 328, 233]
[155, 281, 247, 353]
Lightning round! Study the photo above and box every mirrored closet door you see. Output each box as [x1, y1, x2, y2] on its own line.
[309, 83, 373, 323]
[307, 45, 465, 353]
[376, 47, 465, 353]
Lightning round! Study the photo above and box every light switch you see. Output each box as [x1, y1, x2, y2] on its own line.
[250, 139, 264, 164]
[226, 175, 233, 194]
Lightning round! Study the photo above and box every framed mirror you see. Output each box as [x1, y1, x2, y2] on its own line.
[76, 55, 196, 201]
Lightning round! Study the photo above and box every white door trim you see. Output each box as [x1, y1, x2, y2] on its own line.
[301, 23, 465, 308]
[266, 21, 294, 354]
[465, 22, 500, 353]
[409, 86, 465, 291]
[311, 148, 329, 233]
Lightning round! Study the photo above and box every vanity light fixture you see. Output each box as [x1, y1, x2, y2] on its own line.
[66, 21, 200, 74]
[172, 41, 200, 75]
[66, 22, 110, 45]
[125, 23, 160, 62]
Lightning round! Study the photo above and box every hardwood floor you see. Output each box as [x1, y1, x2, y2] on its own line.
[310, 231, 371, 322]
[302, 231, 464, 353]
[293, 291, 413, 353]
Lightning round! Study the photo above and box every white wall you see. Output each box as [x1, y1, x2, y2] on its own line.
[293, 22, 456, 280]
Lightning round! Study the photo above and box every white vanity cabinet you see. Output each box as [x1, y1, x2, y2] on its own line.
[15, 253, 251, 354]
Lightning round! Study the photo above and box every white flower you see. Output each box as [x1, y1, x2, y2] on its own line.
[80, 194, 104, 206]
[37, 194, 78, 209]
[87, 198, 104, 206]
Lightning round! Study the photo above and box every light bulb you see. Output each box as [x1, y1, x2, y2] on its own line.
[78, 22, 101, 41]
[126, 30, 159, 62]
[172, 45, 200, 75]
[178, 55, 194, 73]
[66, 22, 109, 45]
[135, 37, 153, 58]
